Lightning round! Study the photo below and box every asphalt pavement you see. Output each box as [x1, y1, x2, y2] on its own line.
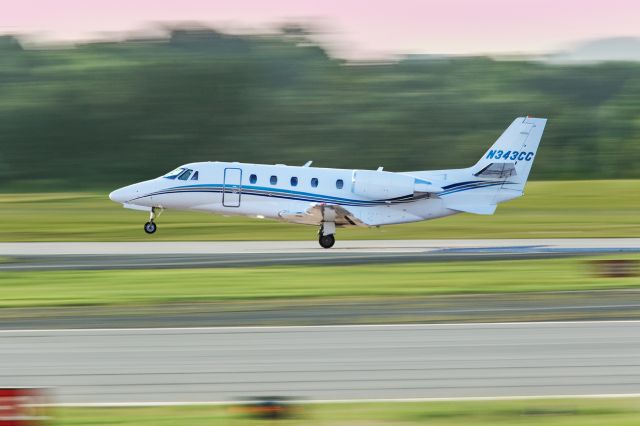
[2, 321, 639, 404]
[1, 238, 639, 270]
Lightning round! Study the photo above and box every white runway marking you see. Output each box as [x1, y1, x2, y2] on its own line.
[0, 319, 640, 334]
[45, 393, 640, 407]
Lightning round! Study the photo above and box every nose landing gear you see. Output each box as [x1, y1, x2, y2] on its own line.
[144, 207, 161, 234]
[144, 221, 157, 234]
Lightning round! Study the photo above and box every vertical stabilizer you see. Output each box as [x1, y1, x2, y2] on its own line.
[440, 116, 547, 215]
[473, 116, 547, 191]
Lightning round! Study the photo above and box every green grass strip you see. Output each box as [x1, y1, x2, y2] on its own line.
[53, 398, 640, 425]
[1, 255, 638, 308]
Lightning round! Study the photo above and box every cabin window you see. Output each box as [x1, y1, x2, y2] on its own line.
[178, 170, 192, 180]
[270, 175, 278, 185]
[191, 171, 199, 181]
[336, 179, 344, 189]
[311, 178, 319, 188]
[249, 174, 257, 184]
[290, 177, 298, 187]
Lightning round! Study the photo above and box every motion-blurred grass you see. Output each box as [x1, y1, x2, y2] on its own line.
[1, 255, 638, 307]
[54, 398, 640, 425]
[0, 180, 638, 241]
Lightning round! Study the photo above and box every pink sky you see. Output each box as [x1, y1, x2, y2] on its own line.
[2, 0, 639, 58]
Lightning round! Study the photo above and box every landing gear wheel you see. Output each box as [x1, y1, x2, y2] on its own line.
[319, 234, 335, 249]
[144, 221, 157, 234]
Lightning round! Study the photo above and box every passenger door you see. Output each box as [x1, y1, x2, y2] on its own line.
[223, 168, 242, 207]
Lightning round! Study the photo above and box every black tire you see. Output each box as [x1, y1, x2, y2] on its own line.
[144, 221, 157, 234]
[318, 234, 335, 249]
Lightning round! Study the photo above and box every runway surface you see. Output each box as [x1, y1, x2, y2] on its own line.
[2, 321, 640, 404]
[1, 238, 639, 270]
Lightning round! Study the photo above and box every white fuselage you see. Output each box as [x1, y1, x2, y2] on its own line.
[109, 117, 546, 247]
[110, 161, 459, 227]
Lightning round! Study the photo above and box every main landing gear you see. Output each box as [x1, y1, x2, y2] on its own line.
[318, 222, 336, 249]
[144, 207, 160, 234]
[319, 233, 335, 249]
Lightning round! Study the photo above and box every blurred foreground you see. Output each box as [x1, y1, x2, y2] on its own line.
[50, 399, 640, 425]
[4, 397, 640, 425]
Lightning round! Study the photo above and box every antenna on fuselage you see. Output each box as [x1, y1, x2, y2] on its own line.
[303, 161, 313, 167]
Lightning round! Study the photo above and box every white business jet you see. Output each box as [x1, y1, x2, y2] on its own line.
[109, 117, 546, 248]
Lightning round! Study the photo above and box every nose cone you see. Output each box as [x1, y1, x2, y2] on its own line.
[109, 187, 131, 204]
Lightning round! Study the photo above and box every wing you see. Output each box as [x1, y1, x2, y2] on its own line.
[278, 203, 366, 227]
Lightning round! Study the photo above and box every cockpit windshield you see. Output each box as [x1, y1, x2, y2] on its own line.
[178, 170, 192, 180]
[163, 167, 185, 179]
[162, 167, 199, 181]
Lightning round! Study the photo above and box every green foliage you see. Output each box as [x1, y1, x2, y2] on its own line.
[1, 30, 640, 189]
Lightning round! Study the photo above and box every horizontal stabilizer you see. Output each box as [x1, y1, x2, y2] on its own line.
[444, 200, 497, 215]
[474, 162, 517, 179]
[412, 116, 546, 217]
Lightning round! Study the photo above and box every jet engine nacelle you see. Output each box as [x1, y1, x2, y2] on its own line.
[351, 170, 415, 200]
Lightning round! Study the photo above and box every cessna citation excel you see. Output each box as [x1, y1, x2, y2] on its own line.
[110, 116, 546, 248]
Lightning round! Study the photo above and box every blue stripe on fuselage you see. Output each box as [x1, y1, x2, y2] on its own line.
[439, 182, 504, 196]
[129, 180, 510, 205]
[132, 187, 415, 206]
[133, 183, 414, 206]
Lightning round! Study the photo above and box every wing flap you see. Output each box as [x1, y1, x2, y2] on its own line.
[278, 203, 365, 227]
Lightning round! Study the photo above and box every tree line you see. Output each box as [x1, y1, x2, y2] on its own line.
[1, 28, 639, 189]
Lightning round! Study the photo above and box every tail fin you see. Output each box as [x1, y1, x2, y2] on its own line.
[472, 116, 547, 191]
[441, 116, 547, 215]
